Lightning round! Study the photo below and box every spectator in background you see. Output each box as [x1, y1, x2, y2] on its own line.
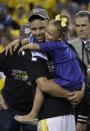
[52, 0, 79, 18]
[70, 10, 90, 131]
[0, 5, 13, 44]
[10, 4, 28, 40]
[0, 4, 20, 45]
[12, 4, 28, 27]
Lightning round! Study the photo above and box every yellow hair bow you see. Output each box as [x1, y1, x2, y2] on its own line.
[55, 15, 68, 27]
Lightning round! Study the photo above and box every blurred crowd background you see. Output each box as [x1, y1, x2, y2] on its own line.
[0, 0, 90, 90]
[0, 0, 90, 50]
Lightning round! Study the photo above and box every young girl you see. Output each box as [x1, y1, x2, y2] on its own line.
[15, 15, 85, 125]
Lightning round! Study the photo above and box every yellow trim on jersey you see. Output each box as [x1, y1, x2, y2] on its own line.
[39, 119, 48, 131]
[0, 78, 5, 90]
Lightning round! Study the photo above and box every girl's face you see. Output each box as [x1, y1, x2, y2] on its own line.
[45, 23, 60, 41]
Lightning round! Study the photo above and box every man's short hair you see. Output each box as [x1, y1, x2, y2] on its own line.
[75, 11, 90, 22]
[28, 8, 49, 21]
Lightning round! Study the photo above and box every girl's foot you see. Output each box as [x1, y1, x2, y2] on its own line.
[14, 114, 38, 126]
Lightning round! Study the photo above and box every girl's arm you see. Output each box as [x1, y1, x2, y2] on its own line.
[18, 41, 58, 54]
[18, 43, 41, 54]
[18, 41, 65, 54]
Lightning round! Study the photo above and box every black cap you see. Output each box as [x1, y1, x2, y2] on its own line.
[28, 8, 49, 21]
[19, 24, 31, 41]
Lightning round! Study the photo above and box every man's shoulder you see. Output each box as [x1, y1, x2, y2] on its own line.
[69, 38, 82, 45]
[68, 38, 82, 53]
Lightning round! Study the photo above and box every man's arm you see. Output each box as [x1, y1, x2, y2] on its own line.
[36, 77, 72, 98]
[36, 77, 85, 102]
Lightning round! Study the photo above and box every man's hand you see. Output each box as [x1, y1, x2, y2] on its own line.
[0, 93, 8, 110]
[21, 38, 29, 46]
[67, 85, 85, 105]
[76, 122, 86, 131]
[18, 44, 31, 55]
[5, 39, 20, 55]
[18, 38, 29, 55]
[67, 91, 84, 105]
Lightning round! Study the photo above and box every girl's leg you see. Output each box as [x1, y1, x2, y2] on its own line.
[28, 86, 44, 118]
[15, 87, 44, 125]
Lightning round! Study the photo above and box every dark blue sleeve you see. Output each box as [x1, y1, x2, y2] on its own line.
[40, 41, 68, 52]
